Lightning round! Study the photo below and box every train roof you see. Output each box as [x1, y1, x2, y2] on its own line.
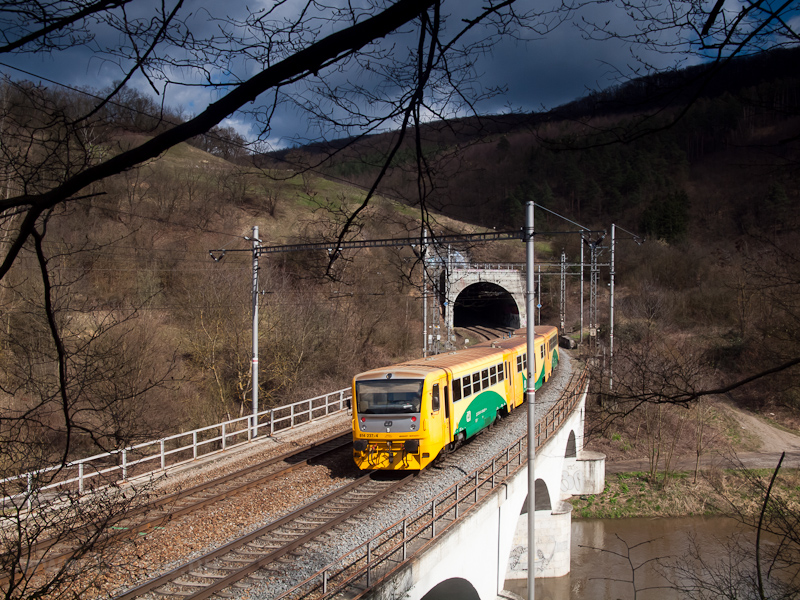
[354, 345, 507, 381]
[352, 325, 559, 382]
[512, 326, 558, 336]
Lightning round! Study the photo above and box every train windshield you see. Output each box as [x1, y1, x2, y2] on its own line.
[356, 379, 423, 414]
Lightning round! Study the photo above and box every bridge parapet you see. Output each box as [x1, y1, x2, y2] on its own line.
[274, 367, 600, 600]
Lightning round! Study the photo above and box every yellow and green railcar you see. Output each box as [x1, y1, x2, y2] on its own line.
[352, 327, 560, 471]
[534, 325, 560, 386]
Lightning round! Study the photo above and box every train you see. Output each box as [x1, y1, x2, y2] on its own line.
[351, 326, 560, 470]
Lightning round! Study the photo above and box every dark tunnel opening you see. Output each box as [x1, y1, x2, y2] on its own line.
[453, 282, 520, 328]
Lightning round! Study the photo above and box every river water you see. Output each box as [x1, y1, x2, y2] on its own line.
[504, 515, 776, 600]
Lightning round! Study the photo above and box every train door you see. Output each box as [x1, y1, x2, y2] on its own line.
[505, 357, 519, 408]
[533, 337, 544, 389]
[429, 375, 450, 455]
[512, 350, 526, 406]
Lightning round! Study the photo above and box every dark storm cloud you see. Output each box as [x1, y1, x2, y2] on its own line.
[0, 1, 684, 147]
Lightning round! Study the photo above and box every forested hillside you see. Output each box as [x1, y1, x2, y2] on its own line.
[266, 46, 800, 425]
[2, 47, 800, 474]
[283, 47, 800, 242]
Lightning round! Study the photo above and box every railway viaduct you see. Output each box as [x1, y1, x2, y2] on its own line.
[362, 382, 604, 600]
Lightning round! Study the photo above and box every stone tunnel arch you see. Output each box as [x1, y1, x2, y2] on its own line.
[453, 282, 520, 329]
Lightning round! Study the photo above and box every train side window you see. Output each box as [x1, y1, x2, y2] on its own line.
[499, 363, 504, 381]
[516, 356, 522, 373]
[540, 346, 545, 360]
[453, 379, 462, 401]
[444, 386, 450, 419]
[523, 353, 528, 371]
[432, 384, 440, 412]
[490, 366, 497, 385]
[481, 369, 489, 388]
[463, 376, 471, 397]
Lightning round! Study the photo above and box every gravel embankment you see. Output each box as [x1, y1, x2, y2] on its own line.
[242, 351, 577, 600]
[96, 351, 577, 600]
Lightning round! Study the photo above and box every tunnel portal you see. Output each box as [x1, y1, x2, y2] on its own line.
[453, 282, 520, 329]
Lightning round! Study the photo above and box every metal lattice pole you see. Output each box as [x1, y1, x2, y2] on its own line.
[422, 229, 428, 357]
[525, 201, 536, 600]
[580, 234, 585, 345]
[589, 244, 600, 347]
[560, 249, 566, 333]
[251, 226, 260, 438]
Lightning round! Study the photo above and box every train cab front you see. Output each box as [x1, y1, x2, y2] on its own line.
[351, 375, 430, 470]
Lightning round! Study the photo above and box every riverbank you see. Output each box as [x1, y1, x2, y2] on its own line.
[569, 464, 800, 519]
[574, 391, 800, 519]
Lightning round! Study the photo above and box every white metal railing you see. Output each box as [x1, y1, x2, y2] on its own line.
[277, 367, 589, 600]
[2, 388, 351, 505]
[450, 262, 522, 271]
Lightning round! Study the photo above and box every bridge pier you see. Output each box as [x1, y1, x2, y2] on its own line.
[363, 384, 605, 600]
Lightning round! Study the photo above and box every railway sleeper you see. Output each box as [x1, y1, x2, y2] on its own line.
[171, 579, 213, 588]
[188, 570, 227, 579]
[232, 549, 269, 558]
[280, 526, 317, 536]
[154, 589, 194, 597]
[221, 556, 258, 564]
[248, 542, 283, 550]
[295, 518, 328, 526]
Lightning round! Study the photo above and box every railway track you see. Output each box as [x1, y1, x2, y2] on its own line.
[460, 325, 515, 342]
[115, 472, 414, 600]
[5, 431, 352, 584]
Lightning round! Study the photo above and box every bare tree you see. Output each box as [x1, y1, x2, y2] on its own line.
[0, 1, 798, 597]
[661, 454, 800, 599]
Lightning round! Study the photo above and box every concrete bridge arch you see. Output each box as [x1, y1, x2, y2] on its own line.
[368, 387, 606, 600]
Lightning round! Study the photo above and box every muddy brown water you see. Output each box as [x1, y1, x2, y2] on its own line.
[503, 516, 787, 600]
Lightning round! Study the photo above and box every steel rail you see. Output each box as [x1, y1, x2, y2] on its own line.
[3, 432, 351, 586]
[278, 365, 590, 600]
[114, 473, 414, 599]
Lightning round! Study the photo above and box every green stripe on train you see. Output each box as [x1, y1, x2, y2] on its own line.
[455, 390, 507, 438]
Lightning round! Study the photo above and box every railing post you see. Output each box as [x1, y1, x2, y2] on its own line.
[27, 473, 32, 510]
[122, 449, 128, 481]
[270, 409, 274, 436]
[366, 541, 372, 587]
[193, 432, 198, 460]
[402, 519, 407, 560]
[290, 404, 295, 428]
[222, 423, 227, 450]
[160, 440, 166, 470]
[323, 570, 328, 594]
[78, 463, 84, 494]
